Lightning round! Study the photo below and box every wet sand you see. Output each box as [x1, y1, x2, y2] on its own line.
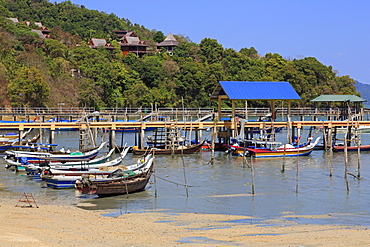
[1, 198, 370, 246]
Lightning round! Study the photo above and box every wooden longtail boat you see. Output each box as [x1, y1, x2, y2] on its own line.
[131, 142, 203, 155]
[4, 147, 118, 173]
[75, 155, 154, 196]
[4, 142, 106, 164]
[245, 137, 321, 158]
[40, 152, 150, 189]
[333, 144, 370, 152]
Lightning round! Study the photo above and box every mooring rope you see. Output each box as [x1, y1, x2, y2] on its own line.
[154, 175, 200, 187]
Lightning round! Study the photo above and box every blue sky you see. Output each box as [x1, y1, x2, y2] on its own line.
[54, 0, 370, 84]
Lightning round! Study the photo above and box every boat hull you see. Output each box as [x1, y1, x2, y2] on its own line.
[247, 149, 314, 158]
[333, 145, 370, 152]
[76, 172, 152, 196]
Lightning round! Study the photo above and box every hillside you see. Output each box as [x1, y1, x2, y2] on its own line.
[0, 0, 360, 109]
[355, 81, 370, 105]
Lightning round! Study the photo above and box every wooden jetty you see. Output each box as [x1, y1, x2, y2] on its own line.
[1, 107, 370, 151]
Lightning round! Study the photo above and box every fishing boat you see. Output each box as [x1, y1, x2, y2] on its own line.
[333, 144, 370, 152]
[4, 142, 106, 164]
[131, 142, 203, 155]
[0, 144, 12, 153]
[75, 154, 154, 196]
[21, 147, 126, 175]
[40, 152, 151, 189]
[0, 129, 34, 143]
[3, 147, 117, 172]
[245, 137, 321, 158]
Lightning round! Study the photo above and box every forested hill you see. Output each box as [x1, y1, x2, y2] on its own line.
[0, 0, 360, 109]
[355, 81, 370, 105]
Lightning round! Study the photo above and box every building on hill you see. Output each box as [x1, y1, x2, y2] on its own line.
[31, 29, 51, 39]
[6, 17, 19, 24]
[7, 18, 51, 39]
[25, 21, 51, 38]
[88, 38, 116, 55]
[157, 33, 179, 55]
[113, 30, 148, 57]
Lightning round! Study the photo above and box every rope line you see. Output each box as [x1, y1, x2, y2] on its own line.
[154, 175, 200, 187]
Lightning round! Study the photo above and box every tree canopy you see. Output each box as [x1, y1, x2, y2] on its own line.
[0, 0, 359, 109]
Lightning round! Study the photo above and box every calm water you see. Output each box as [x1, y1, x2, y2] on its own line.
[1, 129, 370, 227]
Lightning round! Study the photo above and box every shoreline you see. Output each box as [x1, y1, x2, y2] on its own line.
[1, 198, 370, 246]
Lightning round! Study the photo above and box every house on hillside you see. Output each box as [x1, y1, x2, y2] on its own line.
[112, 30, 148, 57]
[88, 38, 116, 55]
[7, 18, 52, 39]
[157, 33, 179, 55]
[6, 17, 19, 24]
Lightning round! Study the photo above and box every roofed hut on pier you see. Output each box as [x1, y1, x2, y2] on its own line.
[311, 95, 366, 121]
[210, 81, 301, 141]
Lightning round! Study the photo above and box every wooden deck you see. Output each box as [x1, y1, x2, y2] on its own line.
[0, 120, 369, 131]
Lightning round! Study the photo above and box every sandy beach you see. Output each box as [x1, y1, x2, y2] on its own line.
[0, 197, 369, 247]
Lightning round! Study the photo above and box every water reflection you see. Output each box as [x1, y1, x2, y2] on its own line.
[1, 130, 370, 226]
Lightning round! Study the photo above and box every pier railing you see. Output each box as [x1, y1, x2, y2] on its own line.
[0, 107, 369, 120]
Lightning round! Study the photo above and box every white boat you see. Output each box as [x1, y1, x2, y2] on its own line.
[75, 154, 154, 195]
[43, 153, 152, 189]
[5, 142, 106, 164]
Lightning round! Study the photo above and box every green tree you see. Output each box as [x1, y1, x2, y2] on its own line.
[8, 66, 50, 107]
[199, 38, 224, 64]
[153, 30, 165, 43]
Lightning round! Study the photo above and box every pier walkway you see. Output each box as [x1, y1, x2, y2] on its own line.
[1, 107, 370, 131]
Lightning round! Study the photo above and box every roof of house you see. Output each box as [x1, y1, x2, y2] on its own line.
[210, 81, 301, 100]
[157, 33, 179, 47]
[119, 36, 148, 46]
[31, 29, 50, 39]
[311, 95, 366, 102]
[6, 18, 19, 23]
[89, 38, 107, 47]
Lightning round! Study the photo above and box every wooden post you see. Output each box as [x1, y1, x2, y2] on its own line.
[344, 122, 349, 192]
[287, 101, 291, 142]
[355, 128, 361, 178]
[109, 129, 115, 150]
[49, 129, 55, 150]
[322, 127, 327, 151]
[281, 143, 286, 173]
[141, 123, 145, 149]
[231, 99, 236, 138]
[18, 129, 24, 145]
[218, 96, 222, 122]
[295, 126, 301, 193]
[251, 155, 255, 195]
[328, 126, 333, 177]
[211, 113, 216, 165]
[245, 100, 248, 121]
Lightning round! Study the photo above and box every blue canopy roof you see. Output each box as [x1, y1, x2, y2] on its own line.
[210, 81, 301, 100]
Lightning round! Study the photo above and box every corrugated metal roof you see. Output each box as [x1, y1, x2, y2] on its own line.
[210, 81, 301, 100]
[311, 95, 366, 102]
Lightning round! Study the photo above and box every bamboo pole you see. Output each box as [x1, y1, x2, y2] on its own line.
[344, 121, 349, 192]
[328, 127, 333, 177]
[251, 155, 255, 195]
[181, 147, 189, 197]
[211, 113, 216, 165]
[295, 127, 301, 193]
[281, 143, 286, 173]
[356, 128, 361, 178]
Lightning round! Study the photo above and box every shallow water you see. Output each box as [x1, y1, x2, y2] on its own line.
[1, 129, 370, 227]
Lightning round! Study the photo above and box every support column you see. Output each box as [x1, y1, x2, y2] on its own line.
[109, 129, 115, 150]
[49, 129, 55, 151]
[18, 129, 24, 145]
[218, 96, 222, 121]
[231, 99, 236, 138]
[141, 125, 145, 149]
